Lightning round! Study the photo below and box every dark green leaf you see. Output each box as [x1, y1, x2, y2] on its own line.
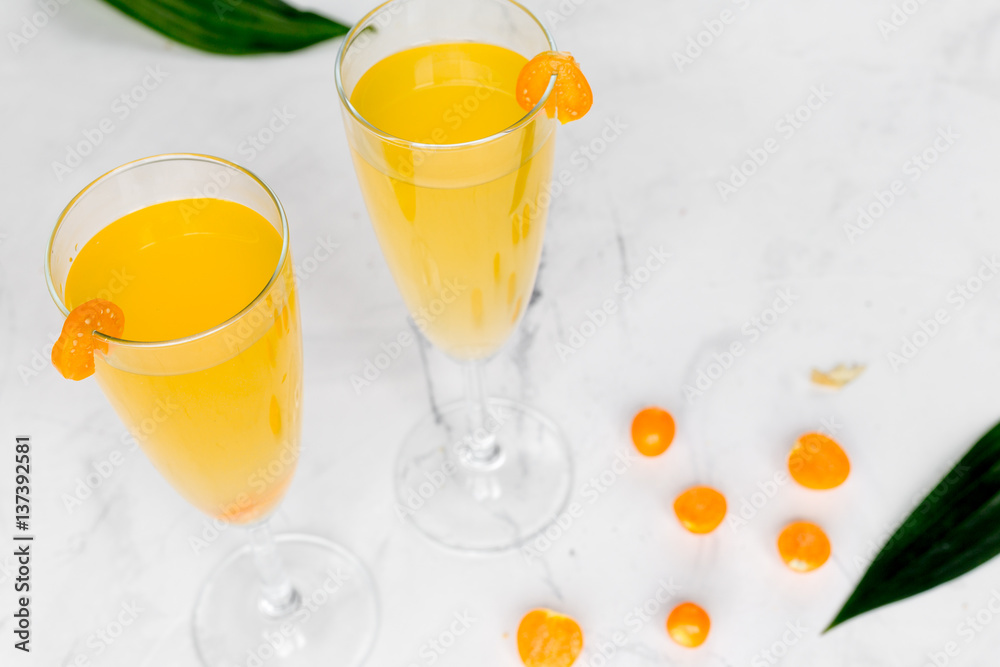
[99, 0, 349, 55]
[827, 420, 1000, 631]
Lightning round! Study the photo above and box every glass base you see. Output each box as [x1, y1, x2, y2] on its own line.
[394, 398, 573, 553]
[192, 534, 379, 667]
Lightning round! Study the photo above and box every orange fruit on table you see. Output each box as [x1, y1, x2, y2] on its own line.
[517, 608, 584, 667]
[788, 432, 850, 490]
[666, 602, 710, 648]
[516, 51, 593, 124]
[631, 407, 675, 457]
[673, 486, 727, 534]
[51, 298, 125, 381]
[778, 521, 831, 572]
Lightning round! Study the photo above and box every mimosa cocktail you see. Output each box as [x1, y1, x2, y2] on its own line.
[47, 155, 378, 667]
[337, 0, 583, 552]
[348, 42, 554, 359]
[64, 198, 299, 523]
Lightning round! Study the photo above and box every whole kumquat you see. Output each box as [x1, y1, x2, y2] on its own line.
[631, 407, 676, 457]
[788, 432, 850, 490]
[673, 486, 727, 534]
[666, 602, 711, 648]
[778, 521, 831, 573]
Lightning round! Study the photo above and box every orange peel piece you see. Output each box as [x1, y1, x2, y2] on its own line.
[631, 407, 676, 457]
[517, 608, 584, 667]
[788, 432, 850, 490]
[673, 486, 727, 534]
[51, 298, 125, 381]
[811, 364, 865, 389]
[516, 51, 593, 124]
[778, 521, 831, 572]
[667, 602, 711, 648]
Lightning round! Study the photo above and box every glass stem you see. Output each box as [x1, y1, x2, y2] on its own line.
[461, 360, 502, 468]
[249, 521, 301, 618]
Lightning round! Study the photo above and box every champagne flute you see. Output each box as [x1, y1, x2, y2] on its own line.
[46, 154, 379, 666]
[336, 0, 572, 552]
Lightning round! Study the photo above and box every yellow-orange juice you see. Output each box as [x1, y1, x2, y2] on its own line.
[64, 199, 301, 523]
[349, 42, 557, 358]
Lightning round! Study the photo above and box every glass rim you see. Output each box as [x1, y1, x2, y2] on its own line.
[44, 153, 291, 350]
[334, 0, 558, 151]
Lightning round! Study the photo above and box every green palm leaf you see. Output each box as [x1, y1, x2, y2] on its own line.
[99, 0, 349, 55]
[828, 420, 1000, 630]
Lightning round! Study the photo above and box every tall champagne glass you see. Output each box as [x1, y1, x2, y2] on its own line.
[46, 155, 378, 666]
[336, 0, 572, 552]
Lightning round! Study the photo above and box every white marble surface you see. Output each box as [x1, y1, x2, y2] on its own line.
[5, 0, 1000, 665]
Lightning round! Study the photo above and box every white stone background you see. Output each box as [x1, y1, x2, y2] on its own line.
[4, 0, 1000, 666]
